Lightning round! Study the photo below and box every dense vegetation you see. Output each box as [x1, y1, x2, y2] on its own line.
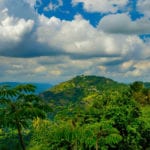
[40, 75, 128, 105]
[0, 75, 150, 150]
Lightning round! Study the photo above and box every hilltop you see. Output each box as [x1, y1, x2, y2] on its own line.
[40, 75, 128, 104]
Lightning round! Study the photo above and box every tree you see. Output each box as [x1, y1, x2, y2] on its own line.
[0, 84, 49, 150]
[130, 81, 150, 104]
[130, 81, 144, 92]
[26, 90, 149, 150]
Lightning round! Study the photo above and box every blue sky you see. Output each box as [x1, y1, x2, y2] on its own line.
[35, 0, 145, 26]
[35, 0, 104, 27]
[0, 0, 150, 84]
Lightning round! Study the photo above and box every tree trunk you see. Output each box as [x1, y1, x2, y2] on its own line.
[96, 139, 98, 150]
[73, 140, 78, 150]
[16, 121, 26, 150]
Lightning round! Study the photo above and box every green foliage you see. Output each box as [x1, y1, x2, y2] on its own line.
[130, 81, 144, 92]
[29, 90, 149, 150]
[139, 105, 150, 149]
[41, 75, 128, 105]
[0, 84, 50, 150]
[130, 81, 150, 105]
[141, 105, 150, 126]
[0, 76, 150, 150]
[0, 84, 48, 127]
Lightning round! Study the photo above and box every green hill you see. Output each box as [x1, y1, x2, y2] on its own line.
[40, 75, 128, 105]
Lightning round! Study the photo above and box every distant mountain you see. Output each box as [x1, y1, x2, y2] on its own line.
[40, 75, 128, 104]
[0, 82, 53, 94]
[32, 83, 53, 94]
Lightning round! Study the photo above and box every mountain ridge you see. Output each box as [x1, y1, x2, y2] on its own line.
[40, 75, 129, 104]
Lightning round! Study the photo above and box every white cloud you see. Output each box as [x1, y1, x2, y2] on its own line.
[24, 0, 36, 7]
[0, 56, 93, 83]
[0, 0, 149, 60]
[44, 0, 63, 11]
[0, 9, 34, 53]
[34, 66, 47, 73]
[120, 60, 134, 70]
[36, 14, 150, 61]
[1, 55, 150, 84]
[123, 60, 150, 78]
[137, 0, 150, 17]
[72, 0, 128, 13]
[99, 13, 150, 34]
[0, 0, 150, 83]
[36, 15, 126, 57]
[1, 0, 37, 20]
[0, 15, 34, 42]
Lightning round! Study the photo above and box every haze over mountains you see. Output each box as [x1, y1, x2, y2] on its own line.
[0, 82, 52, 94]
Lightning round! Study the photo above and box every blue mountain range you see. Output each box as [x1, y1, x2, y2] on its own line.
[0, 82, 53, 94]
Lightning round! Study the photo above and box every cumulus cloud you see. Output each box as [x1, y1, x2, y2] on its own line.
[0, 0, 150, 83]
[36, 14, 144, 58]
[0, 0, 149, 59]
[44, 0, 63, 11]
[0, 12, 34, 42]
[137, 0, 150, 17]
[37, 14, 150, 61]
[25, 0, 36, 7]
[0, 9, 34, 56]
[1, 55, 150, 84]
[99, 13, 150, 34]
[1, 0, 37, 20]
[37, 15, 109, 56]
[0, 0, 48, 57]
[0, 56, 115, 83]
[72, 0, 128, 13]
[0, 7, 149, 60]
[123, 60, 150, 79]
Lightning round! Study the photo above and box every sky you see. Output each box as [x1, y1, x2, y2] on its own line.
[0, 0, 150, 84]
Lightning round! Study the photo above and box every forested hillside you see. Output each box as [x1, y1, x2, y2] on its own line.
[40, 75, 150, 105]
[0, 76, 150, 150]
[40, 75, 128, 105]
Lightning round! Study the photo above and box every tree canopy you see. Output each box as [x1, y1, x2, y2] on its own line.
[0, 84, 49, 150]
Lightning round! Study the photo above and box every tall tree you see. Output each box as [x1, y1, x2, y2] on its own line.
[0, 84, 49, 150]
